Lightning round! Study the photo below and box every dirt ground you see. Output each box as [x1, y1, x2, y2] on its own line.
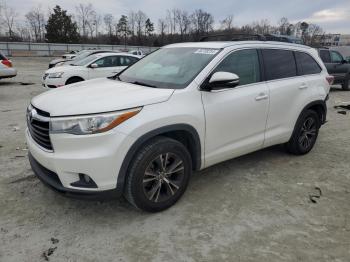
[0, 57, 350, 262]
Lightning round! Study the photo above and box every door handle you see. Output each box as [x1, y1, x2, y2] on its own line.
[255, 93, 268, 101]
[299, 83, 308, 89]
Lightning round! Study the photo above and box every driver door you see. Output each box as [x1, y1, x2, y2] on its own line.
[88, 56, 120, 79]
[329, 50, 348, 80]
[201, 49, 269, 167]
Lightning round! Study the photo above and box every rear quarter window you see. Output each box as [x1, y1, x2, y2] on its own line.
[262, 49, 297, 81]
[295, 52, 322, 75]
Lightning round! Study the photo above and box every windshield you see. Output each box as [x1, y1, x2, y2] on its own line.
[71, 54, 98, 66]
[71, 50, 91, 61]
[118, 47, 221, 89]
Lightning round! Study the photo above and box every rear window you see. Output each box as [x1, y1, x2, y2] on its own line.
[262, 49, 297, 81]
[295, 52, 322, 75]
[319, 50, 331, 63]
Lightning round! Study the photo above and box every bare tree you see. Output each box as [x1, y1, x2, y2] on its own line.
[1, 0, 18, 39]
[104, 14, 114, 37]
[25, 5, 46, 42]
[158, 19, 167, 35]
[175, 9, 190, 38]
[278, 17, 289, 35]
[75, 3, 95, 37]
[86, 11, 101, 38]
[128, 11, 137, 36]
[166, 9, 175, 34]
[250, 19, 271, 34]
[135, 10, 147, 39]
[190, 9, 214, 36]
[220, 15, 234, 30]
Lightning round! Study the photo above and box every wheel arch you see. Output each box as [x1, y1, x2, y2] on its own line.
[290, 100, 327, 141]
[116, 124, 202, 196]
[65, 76, 84, 85]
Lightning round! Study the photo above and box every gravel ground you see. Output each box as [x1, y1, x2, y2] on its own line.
[0, 57, 350, 262]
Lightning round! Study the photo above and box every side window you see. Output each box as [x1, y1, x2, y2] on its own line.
[214, 49, 261, 86]
[119, 56, 137, 66]
[262, 49, 297, 81]
[319, 50, 331, 63]
[295, 52, 322, 75]
[94, 56, 115, 68]
[330, 51, 343, 63]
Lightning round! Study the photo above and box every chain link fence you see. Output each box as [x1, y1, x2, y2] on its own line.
[0, 42, 157, 57]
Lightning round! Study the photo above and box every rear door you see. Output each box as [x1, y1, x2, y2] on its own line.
[295, 51, 324, 97]
[262, 49, 314, 147]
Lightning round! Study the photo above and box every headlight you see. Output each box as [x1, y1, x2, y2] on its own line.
[50, 108, 141, 135]
[48, 72, 64, 78]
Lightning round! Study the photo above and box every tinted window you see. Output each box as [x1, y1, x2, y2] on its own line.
[214, 49, 260, 86]
[319, 50, 331, 63]
[295, 52, 321, 75]
[330, 51, 343, 63]
[262, 49, 297, 80]
[116, 56, 139, 66]
[95, 56, 119, 67]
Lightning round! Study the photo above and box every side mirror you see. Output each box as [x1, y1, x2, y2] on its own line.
[90, 63, 98, 68]
[341, 59, 348, 64]
[205, 72, 240, 90]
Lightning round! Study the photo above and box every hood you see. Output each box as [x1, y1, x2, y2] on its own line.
[49, 58, 65, 65]
[31, 78, 174, 116]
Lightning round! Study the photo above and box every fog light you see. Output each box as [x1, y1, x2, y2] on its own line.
[70, 173, 97, 188]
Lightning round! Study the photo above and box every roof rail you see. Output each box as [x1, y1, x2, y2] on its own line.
[199, 34, 266, 42]
[199, 33, 304, 44]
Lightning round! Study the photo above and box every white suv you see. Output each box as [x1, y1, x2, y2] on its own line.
[26, 41, 331, 212]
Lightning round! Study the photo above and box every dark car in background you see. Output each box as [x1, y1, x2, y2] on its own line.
[317, 48, 350, 90]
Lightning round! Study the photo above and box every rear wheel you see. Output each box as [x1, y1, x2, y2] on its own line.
[124, 137, 192, 212]
[342, 79, 349, 91]
[65, 77, 84, 85]
[286, 110, 320, 155]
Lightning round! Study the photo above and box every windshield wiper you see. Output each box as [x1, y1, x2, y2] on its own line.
[132, 81, 157, 88]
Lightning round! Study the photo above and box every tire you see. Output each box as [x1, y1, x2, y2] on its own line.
[124, 136, 192, 212]
[65, 77, 84, 85]
[341, 79, 349, 91]
[286, 110, 320, 155]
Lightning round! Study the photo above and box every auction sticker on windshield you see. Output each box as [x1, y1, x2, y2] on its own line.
[194, 49, 220, 55]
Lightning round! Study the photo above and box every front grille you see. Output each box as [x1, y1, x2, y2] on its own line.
[43, 73, 49, 80]
[27, 106, 53, 151]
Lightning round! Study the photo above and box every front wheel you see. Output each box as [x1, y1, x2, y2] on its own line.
[124, 137, 192, 212]
[286, 110, 320, 155]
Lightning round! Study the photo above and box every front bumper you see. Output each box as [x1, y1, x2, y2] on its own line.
[41, 75, 65, 88]
[29, 152, 118, 199]
[26, 127, 136, 198]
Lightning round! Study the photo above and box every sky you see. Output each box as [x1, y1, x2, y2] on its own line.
[9, 0, 350, 34]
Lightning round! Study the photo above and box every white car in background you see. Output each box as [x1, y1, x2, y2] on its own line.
[0, 52, 17, 79]
[42, 52, 139, 88]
